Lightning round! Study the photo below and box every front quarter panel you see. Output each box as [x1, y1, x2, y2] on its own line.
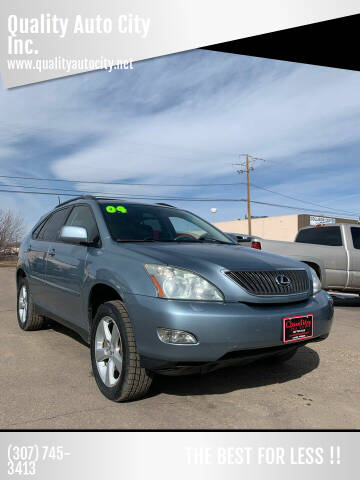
[83, 245, 158, 314]
[16, 234, 31, 279]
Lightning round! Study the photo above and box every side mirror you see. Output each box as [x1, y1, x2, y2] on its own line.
[60, 226, 88, 245]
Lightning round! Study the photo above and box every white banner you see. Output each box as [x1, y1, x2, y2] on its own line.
[1, 432, 357, 479]
[1, 0, 360, 87]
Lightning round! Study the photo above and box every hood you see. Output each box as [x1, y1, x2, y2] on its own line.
[121, 242, 305, 271]
[117, 242, 311, 304]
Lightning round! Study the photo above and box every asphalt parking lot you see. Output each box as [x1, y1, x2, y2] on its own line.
[0, 266, 359, 430]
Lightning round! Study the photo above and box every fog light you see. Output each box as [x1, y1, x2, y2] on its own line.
[157, 327, 198, 344]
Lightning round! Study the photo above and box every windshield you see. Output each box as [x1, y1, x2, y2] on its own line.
[99, 202, 235, 244]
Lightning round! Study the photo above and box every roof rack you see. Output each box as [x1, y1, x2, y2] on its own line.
[56, 195, 96, 208]
[156, 202, 175, 208]
[56, 197, 176, 209]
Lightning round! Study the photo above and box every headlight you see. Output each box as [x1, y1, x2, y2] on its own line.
[144, 264, 224, 301]
[309, 267, 321, 294]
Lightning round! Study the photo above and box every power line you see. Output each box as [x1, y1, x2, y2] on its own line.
[249, 182, 358, 217]
[0, 188, 245, 201]
[0, 173, 357, 215]
[0, 174, 239, 187]
[0, 187, 357, 219]
[0, 174, 358, 217]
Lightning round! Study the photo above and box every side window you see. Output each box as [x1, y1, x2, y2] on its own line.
[32, 218, 48, 239]
[295, 226, 343, 246]
[38, 208, 70, 242]
[64, 205, 99, 243]
[351, 227, 360, 249]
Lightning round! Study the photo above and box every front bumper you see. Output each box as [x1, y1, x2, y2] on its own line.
[122, 290, 333, 371]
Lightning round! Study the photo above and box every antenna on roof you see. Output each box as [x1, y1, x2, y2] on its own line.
[58, 195, 61, 205]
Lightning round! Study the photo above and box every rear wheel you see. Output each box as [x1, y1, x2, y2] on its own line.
[90, 300, 153, 402]
[17, 277, 44, 331]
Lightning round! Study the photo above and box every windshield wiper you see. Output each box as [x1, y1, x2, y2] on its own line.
[115, 237, 233, 245]
[173, 239, 201, 243]
[198, 238, 233, 245]
[115, 238, 156, 243]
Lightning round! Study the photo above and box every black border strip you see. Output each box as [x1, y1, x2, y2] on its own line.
[203, 14, 360, 71]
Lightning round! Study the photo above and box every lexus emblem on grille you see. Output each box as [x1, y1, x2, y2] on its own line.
[275, 274, 291, 287]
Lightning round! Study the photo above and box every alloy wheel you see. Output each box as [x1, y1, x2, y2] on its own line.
[95, 316, 123, 387]
[18, 285, 28, 324]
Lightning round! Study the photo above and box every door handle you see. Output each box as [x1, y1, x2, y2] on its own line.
[48, 248, 56, 257]
[27, 244, 32, 252]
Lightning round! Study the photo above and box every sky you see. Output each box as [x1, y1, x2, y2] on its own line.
[0, 49, 360, 230]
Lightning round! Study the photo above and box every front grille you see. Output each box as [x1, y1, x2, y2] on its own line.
[225, 270, 309, 296]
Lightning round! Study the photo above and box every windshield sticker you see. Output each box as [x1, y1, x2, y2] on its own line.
[117, 205, 127, 213]
[106, 205, 127, 213]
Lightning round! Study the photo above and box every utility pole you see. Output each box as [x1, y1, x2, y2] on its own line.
[233, 154, 265, 235]
[245, 154, 251, 234]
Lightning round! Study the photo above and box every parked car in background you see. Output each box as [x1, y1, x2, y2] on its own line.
[233, 223, 360, 293]
[226, 233, 262, 250]
[0, 246, 19, 256]
[16, 196, 333, 401]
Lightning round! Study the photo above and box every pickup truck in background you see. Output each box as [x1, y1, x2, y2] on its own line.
[229, 224, 360, 294]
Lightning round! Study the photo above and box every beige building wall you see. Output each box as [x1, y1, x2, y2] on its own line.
[214, 215, 299, 241]
[214, 214, 356, 242]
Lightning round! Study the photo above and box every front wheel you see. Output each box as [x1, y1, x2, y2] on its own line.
[90, 300, 153, 402]
[17, 277, 44, 331]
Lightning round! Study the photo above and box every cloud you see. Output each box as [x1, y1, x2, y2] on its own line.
[51, 52, 360, 181]
[0, 50, 360, 226]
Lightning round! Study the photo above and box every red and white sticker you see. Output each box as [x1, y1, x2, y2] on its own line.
[283, 314, 313, 343]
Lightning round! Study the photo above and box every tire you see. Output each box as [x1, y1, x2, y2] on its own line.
[17, 276, 45, 331]
[90, 300, 153, 402]
[268, 348, 298, 363]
